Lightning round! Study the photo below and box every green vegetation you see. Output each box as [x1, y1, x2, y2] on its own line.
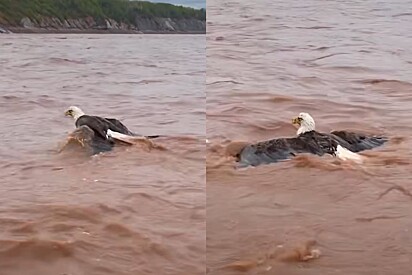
[0, 0, 206, 25]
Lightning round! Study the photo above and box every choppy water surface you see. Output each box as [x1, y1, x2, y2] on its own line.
[0, 34, 205, 275]
[207, 0, 412, 274]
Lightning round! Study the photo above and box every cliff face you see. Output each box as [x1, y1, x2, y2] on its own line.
[135, 17, 205, 33]
[1, 15, 205, 34]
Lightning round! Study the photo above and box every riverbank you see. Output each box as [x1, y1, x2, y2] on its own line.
[2, 28, 205, 34]
[0, 16, 205, 34]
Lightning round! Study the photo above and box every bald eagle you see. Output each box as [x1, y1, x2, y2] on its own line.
[64, 106, 160, 154]
[237, 112, 388, 167]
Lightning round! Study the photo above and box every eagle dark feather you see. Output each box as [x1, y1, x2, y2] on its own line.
[75, 115, 113, 140]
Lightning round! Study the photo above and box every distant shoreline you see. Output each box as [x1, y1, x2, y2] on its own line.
[0, 14, 205, 35]
[0, 0, 205, 35]
[2, 27, 205, 35]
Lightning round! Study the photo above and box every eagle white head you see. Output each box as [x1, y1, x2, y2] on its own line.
[292, 112, 315, 135]
[65, 106, 85, 120]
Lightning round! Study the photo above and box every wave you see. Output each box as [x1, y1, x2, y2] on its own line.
[0, 238, 75, 260]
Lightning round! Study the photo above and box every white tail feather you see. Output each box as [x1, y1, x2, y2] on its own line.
[107, 129, 131, 140]
[106, 129, 135, 143]
[106, 129, 149, 145]
[335, 145, 363, 164]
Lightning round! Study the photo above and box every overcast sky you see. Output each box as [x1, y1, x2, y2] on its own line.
[149, 0, 205, 9]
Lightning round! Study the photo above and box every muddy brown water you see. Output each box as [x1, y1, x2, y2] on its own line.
[207, 0, 412, 274]
[0, 34, 205, 275]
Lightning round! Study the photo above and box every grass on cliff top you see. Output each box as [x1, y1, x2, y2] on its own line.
[0, 0, 206, 25]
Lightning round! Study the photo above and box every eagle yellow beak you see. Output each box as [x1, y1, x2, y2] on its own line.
[65, 110, 71, 117]
[292, 117, 301, 125]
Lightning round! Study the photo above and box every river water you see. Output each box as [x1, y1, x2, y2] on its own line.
[0, 34, 205, 275]
[207, 0, 412, 274]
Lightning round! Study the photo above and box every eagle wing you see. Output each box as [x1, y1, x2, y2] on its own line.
[237, 131, 338, 167]
[105, 117, 161, 139]
[105, 118, 135, 136]
[330, 130, 388, 152]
